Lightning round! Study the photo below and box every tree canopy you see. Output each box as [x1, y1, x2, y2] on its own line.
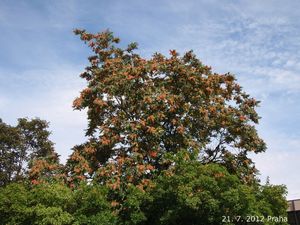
[70, 29, 265, 188]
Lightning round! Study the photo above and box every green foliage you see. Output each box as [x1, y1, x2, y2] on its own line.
[0, 182, 117, 225]
[256, 183, 288, 221]
[0, 183, 32, 224]
[0, 170, 288, 225]
[142, 153, 288, 225]
[114, 185, 150, 225]
[33, 205, 73, 225]
[72, 183, 117, 225]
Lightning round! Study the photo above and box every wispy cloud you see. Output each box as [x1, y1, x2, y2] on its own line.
[252, 134, 300, 200]
[0, 66, 87, 162]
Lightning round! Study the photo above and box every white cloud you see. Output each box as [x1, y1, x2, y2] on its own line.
[157, 2, 299, 94]
[0, 66, 88, 163]
[252, 134, 300, 199]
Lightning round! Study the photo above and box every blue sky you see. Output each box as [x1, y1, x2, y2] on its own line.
[0, 0, 299, 199]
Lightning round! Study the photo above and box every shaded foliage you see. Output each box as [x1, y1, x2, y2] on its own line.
[143, 152, 288, 225]
[0, 119, 24, 186]
[0, 118, 62, 186]
[0, 182, 116, 225]
[0, 160, 288, 225]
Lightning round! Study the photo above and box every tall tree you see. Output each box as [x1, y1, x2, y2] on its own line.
[71, 29, 266, 189]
